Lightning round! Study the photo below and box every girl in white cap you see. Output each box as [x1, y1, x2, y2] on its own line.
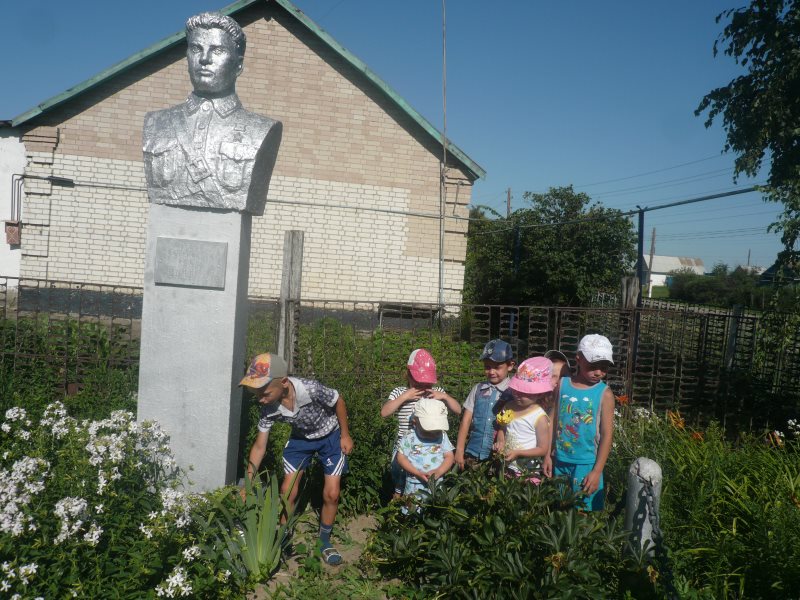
[381, 349, 461, 498]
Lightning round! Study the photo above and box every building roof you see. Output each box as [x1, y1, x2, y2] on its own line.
[3, 0, 485, 181]
[645, 255, 705, 274]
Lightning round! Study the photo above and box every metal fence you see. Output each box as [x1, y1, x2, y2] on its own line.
[1, 276, 798, 429]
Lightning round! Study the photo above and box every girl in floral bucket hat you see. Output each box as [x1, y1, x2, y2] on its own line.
[494, 356, 554, 480]
[381, 349, 461, 498]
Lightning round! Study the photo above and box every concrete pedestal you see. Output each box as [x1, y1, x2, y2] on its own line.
[137, 203, 251, 492]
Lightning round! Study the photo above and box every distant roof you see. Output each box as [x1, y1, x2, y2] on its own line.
[646, 255, 705, 274]
[3, 0, 485, 181]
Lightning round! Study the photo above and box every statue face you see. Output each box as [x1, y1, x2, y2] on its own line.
[187, 27, 243, 97]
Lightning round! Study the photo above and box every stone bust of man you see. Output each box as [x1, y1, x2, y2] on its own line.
[143, 12, 282, 215]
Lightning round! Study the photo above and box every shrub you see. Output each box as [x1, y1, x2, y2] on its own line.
[366, 465, 651, 599]
[0, 402, 246, 598]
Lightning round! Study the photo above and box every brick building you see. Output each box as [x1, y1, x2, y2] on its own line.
[0, 0, 483, 303]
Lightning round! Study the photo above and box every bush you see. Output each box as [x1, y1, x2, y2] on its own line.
[607, 407, 800, 597]
[366, 464, 652, 599]
[0, 402, 246, 598]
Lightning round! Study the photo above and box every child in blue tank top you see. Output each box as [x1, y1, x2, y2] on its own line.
[553, 334, 615, 511]
[454, 340, 515, 469]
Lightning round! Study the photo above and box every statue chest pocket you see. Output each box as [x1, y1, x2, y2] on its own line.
[217, 141, 257, 191]
[144, 139, 179, 187]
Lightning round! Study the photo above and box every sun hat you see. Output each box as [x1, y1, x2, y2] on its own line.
[577, 334, 614, 364]
[479, 339, 514, 362]
[414, 397, 449, 431]
[407, 349, 437, 384]
[239, 353, 289, 388]
[544, 349, 571, 370]
[508, 356, 554, 395]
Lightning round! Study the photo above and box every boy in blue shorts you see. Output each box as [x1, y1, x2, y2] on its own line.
[552, 334, 615, 511]
[241, 353, 353, 565]
[454, 339, 515, 469]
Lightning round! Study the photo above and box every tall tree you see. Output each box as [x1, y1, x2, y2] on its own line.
[696, 0, 800, 265]
[464, 186, 636, 306]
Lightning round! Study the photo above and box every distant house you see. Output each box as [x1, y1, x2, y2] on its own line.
[0, 0, 484, 304]
[645, 255, 705, 288]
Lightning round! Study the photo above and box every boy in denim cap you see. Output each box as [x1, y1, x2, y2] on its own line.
[241, 353, 353, 564]
[455, 339, 515, 469]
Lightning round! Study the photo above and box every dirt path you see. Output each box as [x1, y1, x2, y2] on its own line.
[250, 513, 377, 598]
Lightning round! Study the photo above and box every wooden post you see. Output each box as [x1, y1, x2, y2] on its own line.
[277, 230, 304, 373]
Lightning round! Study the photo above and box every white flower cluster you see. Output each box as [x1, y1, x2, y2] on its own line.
[2, 407, 32, 441]
[632, 407, 656, 421]
[39, 402, 75, 440]
[1, 560, 38, 594]
[134, 420, 179, 486]
[787, 419, 800, 438]
[54, 496, 89, 543]
[0, 456, 49, 537]
[155, 565, 193, 597]
[181, 545, 201, 562]
[86, 411, 134, 467]
[160, 488, 193, 529]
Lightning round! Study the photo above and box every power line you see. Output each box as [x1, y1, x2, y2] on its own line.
[573, 153, 728, 188]
[590, 168, 734, 198]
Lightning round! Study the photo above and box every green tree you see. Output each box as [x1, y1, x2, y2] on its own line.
[464, 186, 636, 306]
[696, 0, 800, 264]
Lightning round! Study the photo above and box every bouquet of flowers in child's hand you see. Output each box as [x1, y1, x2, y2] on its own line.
[496, 409, 515, 427]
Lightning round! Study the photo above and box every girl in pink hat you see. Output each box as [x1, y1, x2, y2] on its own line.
[381, 349, 461, 498]
[494, 356, 554, 480]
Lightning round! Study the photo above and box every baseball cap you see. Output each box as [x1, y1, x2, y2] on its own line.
[479, 339, 514, 362]
[508, 356, 554, 395]
[414, 397, 449, 431]
[407, 349, 437, 384]
[577, 334, 614, 364]
[239, 353, 289, 388]
[544, 349, 571, 369]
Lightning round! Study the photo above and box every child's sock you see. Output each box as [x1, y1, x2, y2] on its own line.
[319, 522, 333, 548]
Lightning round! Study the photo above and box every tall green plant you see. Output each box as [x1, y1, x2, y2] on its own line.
[199, 472, 298, 586]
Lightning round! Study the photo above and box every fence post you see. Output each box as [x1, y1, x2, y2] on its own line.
[624, 457, 663, 557]
[277, 230, 304, 373]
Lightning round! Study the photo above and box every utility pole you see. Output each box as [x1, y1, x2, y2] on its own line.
[647, 227, 656, 298]
[507, 187, 512, 218]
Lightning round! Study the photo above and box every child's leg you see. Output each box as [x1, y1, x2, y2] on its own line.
[282, 436, 315, 517]
[390, 452, 406, 499]
[317, 430, 348, 565]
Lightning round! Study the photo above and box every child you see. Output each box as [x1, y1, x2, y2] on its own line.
[455, 339, 515, 469]
[241, 353, 353, 565]
[552, 334, 615, 511]
[381, 349, 461, 497]
[494, 356, 553, 478]
[395, 397, 455, 499]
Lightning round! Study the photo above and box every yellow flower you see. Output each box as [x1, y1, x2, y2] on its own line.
[496, 409, 515, 426]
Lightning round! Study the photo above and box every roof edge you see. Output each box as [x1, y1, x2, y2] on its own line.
[272, 0, 485, 180]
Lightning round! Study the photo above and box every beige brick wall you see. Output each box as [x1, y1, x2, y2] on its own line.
[18, 3, 475, 303]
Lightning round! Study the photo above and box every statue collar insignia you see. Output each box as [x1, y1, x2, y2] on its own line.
[185, 92, 242, 117]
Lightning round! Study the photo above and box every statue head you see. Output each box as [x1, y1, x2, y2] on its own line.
[185, 12, 247, 97]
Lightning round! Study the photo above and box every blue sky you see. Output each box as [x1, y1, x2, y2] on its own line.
[0, 0, 784, 271]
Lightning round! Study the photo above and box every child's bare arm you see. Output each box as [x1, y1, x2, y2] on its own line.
[494, 428, 506, 452]
[335, 396, 353, 454]
[432, 451, 455, 479]
[582, 388, 615, 494]
[543, 392, 559, 477]
[454, 409, 473, 469]
[380, 387, 423, 417]
[426, 389, 462, 415]
[396, 451, 428, 482]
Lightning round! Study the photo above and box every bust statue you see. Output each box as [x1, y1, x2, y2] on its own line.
[143, 12, 282, 215]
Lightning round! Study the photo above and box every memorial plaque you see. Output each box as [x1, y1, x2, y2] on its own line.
[154, 237, 228, 289]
